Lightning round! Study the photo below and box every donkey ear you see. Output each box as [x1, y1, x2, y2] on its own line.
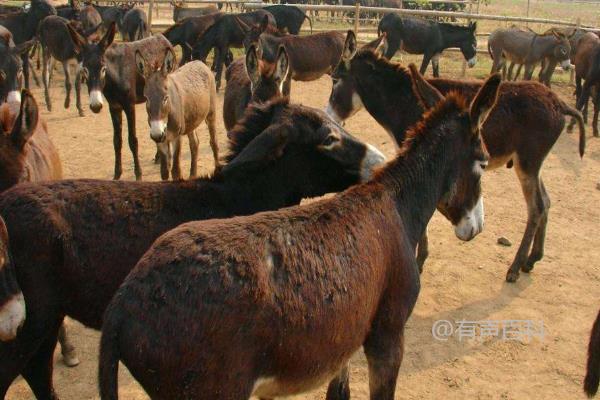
[470, 21, 477, 32]
[0, 71, 6, 83]
[274, 45, 290, 83]
[162, 48, 177, 74]
[245, 45, 260, 87]
[11, 90, 38, 150]
[99, 22, 117, 50]
[342, 30, 358, 62]
[222, 124, 288, 176]
[135, 50, 148, 76]
[373, 32, 388, 57]
[235, 16, 251, 34]
[469, 73, 501, 134]
[13, 39, 36, 56]
[67, 22, 86, 54]
[408, 63, 444, 110]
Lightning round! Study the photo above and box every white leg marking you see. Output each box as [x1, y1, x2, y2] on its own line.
[0, 293, 26, 342]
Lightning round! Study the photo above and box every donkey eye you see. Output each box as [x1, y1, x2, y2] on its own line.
[321, 134, 339, 147]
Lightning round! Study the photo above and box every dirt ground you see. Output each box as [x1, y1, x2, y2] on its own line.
[4, 54, 600, 400]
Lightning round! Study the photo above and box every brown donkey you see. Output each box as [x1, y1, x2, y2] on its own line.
[0, 98, 385, 398]
[136, 49, 219, 180]
[327, 31, 585, 282]
[586, 309, 600, 398]
[223, 44, 289, 130]
[0, 90, 79, 368]
[98, 70, 499, 400]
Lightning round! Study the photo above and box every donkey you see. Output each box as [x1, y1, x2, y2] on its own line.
[93, 3, 130, 30]
[0, 0, 56, 89]
[0, 98, 384, 399]
[171, 1, 218, 22]
[0, 38, 35, 103]
[377, 13, 477, 77]
[78, 4, 102, 32]
[264, 4, 313, 34]
[67, 23, 172, 180]
[568, 33, 600, 137]
[246, 23, 345, 96]
[98, 70, 498, 400]
[162, 12, 223, 66]
[586, 309, 600, 398]
[136, 49, 219, 180]
[0, 91, 79, 368]
[190, 10, 276, 90]
[223, 44, 288, 130]
[38, 16, 94, 116]
[120, 8, 148, 41]
[327, 32, 586, 282]
[488, 27, 571, 86]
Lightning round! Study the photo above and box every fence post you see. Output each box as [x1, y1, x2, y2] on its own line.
[148, 0, 155, 28]
[461, 0, 473, 77]
[525, 0, 530, 26]
[354, 1, 360, 35]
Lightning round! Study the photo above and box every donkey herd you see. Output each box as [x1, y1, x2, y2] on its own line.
[0, 0, 599, 398]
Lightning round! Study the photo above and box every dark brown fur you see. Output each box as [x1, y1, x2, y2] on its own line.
[162, 12, 223, 65]
[327, 33, 586, 282]
[0, 98, 384, 398]
[98, 73, 498, 400]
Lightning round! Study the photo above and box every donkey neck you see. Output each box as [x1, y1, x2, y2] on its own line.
[439, 25, 471, 49]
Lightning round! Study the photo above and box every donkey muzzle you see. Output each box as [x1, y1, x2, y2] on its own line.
[360, 143, 386, 181]
[150, 120, 167, 143]
[560, 59, 572, 71]
[467, 56, 477, 68]
[454, 196, 484, 241]
[89, 90, 104, 113]
[0, 293, 26, 342]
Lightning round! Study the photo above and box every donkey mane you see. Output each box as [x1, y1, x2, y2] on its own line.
[438, 22, 473, 33]
[223, 96, 324, 164]
[353, 48, 412, 79]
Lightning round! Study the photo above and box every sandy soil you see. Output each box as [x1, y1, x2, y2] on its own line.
[4, 57, 600, 400]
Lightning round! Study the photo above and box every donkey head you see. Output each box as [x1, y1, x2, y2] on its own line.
[549, 30, 572, 70]
[408, 64, 499, 241]
[27, 0, 57, 25]
[460, 22, 478, 68]
[136, 48, 177, 143]
[0, 90, 39, 192]
[327, 30, 387, 123]
[68, 22, 116, 113]
[223, 100, 386, 206]
[246, 44, 289, 102]
[242, 14, 276, 51]
[0, 41, 35, 104]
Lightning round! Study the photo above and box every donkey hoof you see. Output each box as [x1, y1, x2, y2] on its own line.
[64, 100, 70, 109]
[78, 109, 85, 117]
[506, 269, 520, 283]
[62, 352, 80, 367]
[521, 262, 534, 273]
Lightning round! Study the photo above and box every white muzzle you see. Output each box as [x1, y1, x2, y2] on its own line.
[454, 196, 484, 241]
[0, 293, 26, 342]
[360, 143, 386, 181]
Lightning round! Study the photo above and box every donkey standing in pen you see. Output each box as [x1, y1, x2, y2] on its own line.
[119, 8, 149, 41]
[377, 13, 477, 77]
[0, 0, 56, 89]
[243, 16, 345, 96]
[98, 69, 499, 400]
[67, 23, 172, 180]
[0, 98, 384, 399]
[0, 90, 79, 368]
[0, 32, 35, 103]
[327, 31, 586, 282]
[136, 48, 219, 180]
[223, 44, 288, 130]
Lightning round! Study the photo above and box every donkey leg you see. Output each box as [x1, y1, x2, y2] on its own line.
[522, 178, 550, 273]
[215, 46, 226, 92]
[506, 165, 545, 282]
[124, 105, 142, 181]
[188, 130, 199, 178]
[419, 54, 432, 76]
[593, 88, 599, 137]
[363, 328, 404, 400]
[21, 321, 62, 400]
[431, 54, 441, 78]
[157, 142, 169, 181]
[62, 61, 72, 110]
[325, 364, 350, 400]
[109, 106, 124, 180]
[506, 62, 515, 81]
[58, 322, 79, 367]
[416, 230, 429, 274]
[282, 75, 292, 97]
[207, 108, 220, 169]
[171, 137, 183, 180]
[74, 69, 84, 117]
[42, 51, 52, 112]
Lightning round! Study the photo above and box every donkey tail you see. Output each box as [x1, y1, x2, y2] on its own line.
[98, 310, 121, 400]
[304, 13, 313, 34]
[585, 310, 600, 398]
[559, 100, 586, 157]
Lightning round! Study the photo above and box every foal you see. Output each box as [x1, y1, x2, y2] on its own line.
[328, 32, 585, 282]
[136, 49, 219, 180]
[98, 69, 499, 400]
[0, 99, 384, 398]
